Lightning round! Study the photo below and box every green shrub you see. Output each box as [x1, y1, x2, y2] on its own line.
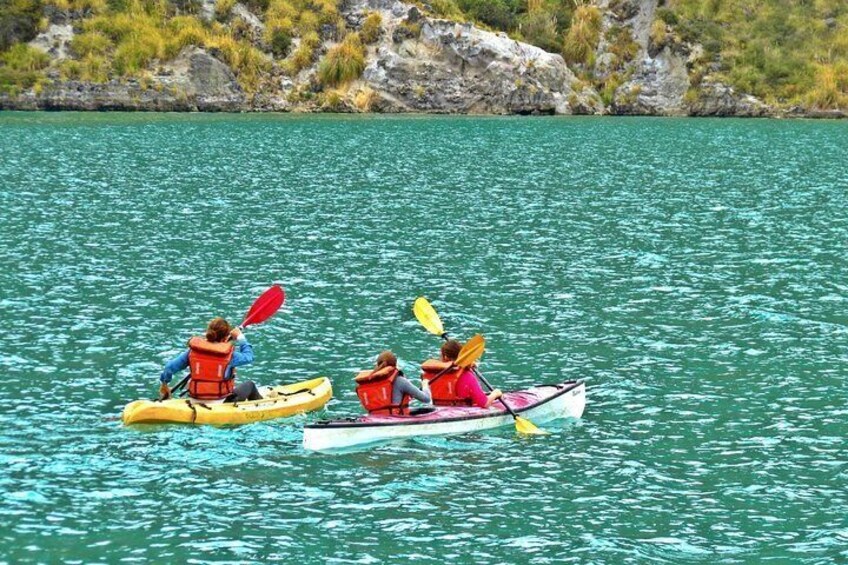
[168, 0, 201, 15]
[396, 19, 421, 39]
[321, 87, 344, 109]
[607, 24, 638, 64]
[457, 0, 517, 30]
[0, 43, 49, 93]
[113, 34, 164, 75]
[79, 53, 110, 81]
[47, 0, 107, 11]
[805, 63, 848, 109]
[243, 0, 270, 12]
[353, 85, 377, 110]
[518, 10, 559, 53]
[649, 18, 668, 50]
[215, 0, 236, 20]
[0, 0, 43, 52]
[0, 41, 49, 70]
[165, 15, 207, 57]
[70, 31, 112, 57]
[269, 27, 292, 57]
[656, 7, 678, 26]
[285, 30, 319, 74]
[430, 0, 463, 19]
[598, 72, 623, 106]
[360, 11, 382, 44]
[562, 4, 601, 65]
[317, 32, 365, 87]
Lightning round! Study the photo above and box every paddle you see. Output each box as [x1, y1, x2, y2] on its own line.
[412, 297, 547, 435]
[161, 285, 286, 400]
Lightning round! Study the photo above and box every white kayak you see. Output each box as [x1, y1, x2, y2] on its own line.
[303, 380, 585, 451]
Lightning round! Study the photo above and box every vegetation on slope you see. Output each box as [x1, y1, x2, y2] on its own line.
[0, 0, 846, 109]
[658, 0, 848, 109]
[0, 0, 360, 94]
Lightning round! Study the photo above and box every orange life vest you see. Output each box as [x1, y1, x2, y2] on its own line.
[421, 359, 472, 406]
[187, 337, 236, 400]
[354, 366, 410, 415]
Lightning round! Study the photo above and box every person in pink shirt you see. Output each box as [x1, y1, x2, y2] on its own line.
[440, 339, 503, 409]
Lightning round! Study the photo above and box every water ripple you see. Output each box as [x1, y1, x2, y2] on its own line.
[0, 114, 846, 563]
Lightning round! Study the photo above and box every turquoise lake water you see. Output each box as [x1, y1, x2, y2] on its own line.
[1, 113, 846, 563]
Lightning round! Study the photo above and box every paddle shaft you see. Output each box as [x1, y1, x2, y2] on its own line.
[170, 374, 190, 394]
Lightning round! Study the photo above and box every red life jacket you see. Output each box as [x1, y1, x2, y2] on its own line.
[354, 366, 410, 415]
[187, 337, 236, 400]
[421, 359, 472, 406]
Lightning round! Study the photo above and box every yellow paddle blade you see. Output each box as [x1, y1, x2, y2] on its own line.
[413, 296, 445, 337]
[456, 334, 485, 368]
[515, 416, 549, 435]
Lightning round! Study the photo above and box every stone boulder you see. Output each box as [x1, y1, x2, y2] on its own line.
[358, 3, 600, 114]
[686, 79, 770, 117]
[613, 45, 690, 115]
[28, 24, 74, 61]
[159, 47, 245, 110]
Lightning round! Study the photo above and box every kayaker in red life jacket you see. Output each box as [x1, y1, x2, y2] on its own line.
[440, 339, 502, 408]
[158, 317, 262, 402]
[377, 351, 432, 407]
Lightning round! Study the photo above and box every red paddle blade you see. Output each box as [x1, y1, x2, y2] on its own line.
[241, 285, 285, 328]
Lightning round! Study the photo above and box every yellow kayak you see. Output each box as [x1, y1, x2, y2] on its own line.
[122, 377, 333, 426]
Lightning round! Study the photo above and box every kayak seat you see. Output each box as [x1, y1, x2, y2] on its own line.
[408, 406, 438, 416]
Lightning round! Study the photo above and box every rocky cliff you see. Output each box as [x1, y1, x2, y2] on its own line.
[0, 0, 842, 116]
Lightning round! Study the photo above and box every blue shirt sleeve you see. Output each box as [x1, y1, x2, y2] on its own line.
[160, 350, 189, 383]
[225, 338, 254, 380]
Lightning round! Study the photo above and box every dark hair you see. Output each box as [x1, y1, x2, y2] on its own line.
[375, 350, 398, 370]
[440, 339, 462, 361]
[206, 317, 231, 342]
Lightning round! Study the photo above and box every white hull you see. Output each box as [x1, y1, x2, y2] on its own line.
[303, 381, 585, 451]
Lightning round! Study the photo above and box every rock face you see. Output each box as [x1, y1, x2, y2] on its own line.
[0, 0, 825, 116]
[160, 47, 246, 110]
[687, 79, 770, 117]
[614, 45, 691, 116]
[358, 1, 600, 114]
[590, 0, 775, 117]
[0, 48, 244, 111]
[28, 24, 74, 61]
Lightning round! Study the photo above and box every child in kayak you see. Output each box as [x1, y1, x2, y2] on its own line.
[376, 351, 432, 408]
[159, 317, 262, 402]
[440, 339, 502, 409]
[354, 351, 432, 415]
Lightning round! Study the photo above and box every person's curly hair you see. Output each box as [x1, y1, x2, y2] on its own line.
[206, 317, 231, 342]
